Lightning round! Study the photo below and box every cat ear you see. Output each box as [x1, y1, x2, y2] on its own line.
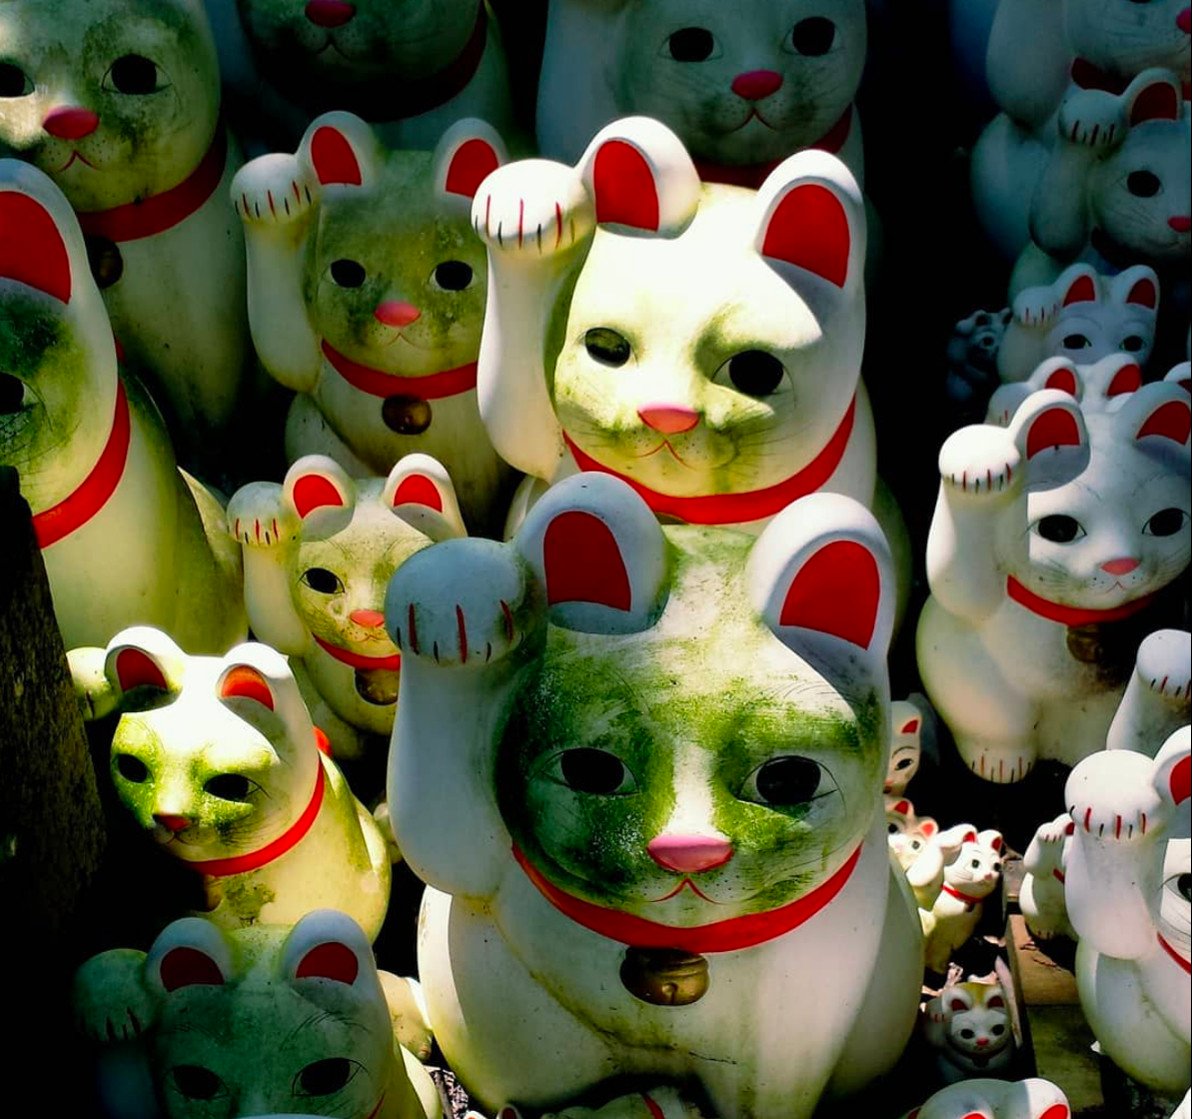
[434, 118, 506, 205]
[986, 991, 1006, 1009]
[1007, 391, 1089, 476]
[283, 456, 357, 522]
[577, 117, 701, 236]
[384, 453, 467, 539]
[1164, 362, 1191, 393]
[748, 492, 893, 666]
[215, 642, 313, 753]
[1030, 357, 1082, 399]
[980, 829, 1005, 854]
[1057, 264, 1098, 307]
[889, 800, 912, 818]
[146, 918, 231, 996]
[1092, 353, 1144, 399]
[515, 473, 668, 635]
[1116, 382, 1192, 449]
[753, 151, 865, 291]
[282, 910, 376, 992]
[946, 986, 975, 1013]
[103, 627, 186, 706]
[918, 819, 938, 839]
[1153, 726, 1191, 839]
[1124, 69, 1182, 126]
[298, 112, 382, 189]
[0, 178, 73, 303]
[1110, 265, 1159, 311]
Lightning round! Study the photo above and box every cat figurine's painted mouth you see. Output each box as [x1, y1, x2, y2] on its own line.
[57, 150, 98, 174]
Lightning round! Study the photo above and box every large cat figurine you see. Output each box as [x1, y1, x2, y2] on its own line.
[0, 0, 255, 473]
[228, 454, 465, 760]
[73, 910, 440, 1119]
[535, 0, 868, 187]
[232, 112, 512, 535]
[383, 473, 923, 1116]
[917, 385, 1190, 783]
[0, 160, 244, 652]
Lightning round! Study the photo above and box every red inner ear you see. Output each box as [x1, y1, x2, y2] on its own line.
[392, 474, 444, 512]
[1026, 407, 1082, 458]
[593, 140, 660, 231]
[891, 800, 910, 816]
[1038, 1106, 1070, 1119]
[949, 997, 969, 1012]
[1126, 278, 1158, 308]
[292, 473, 346, 518]
[444, 138, 500, 199]
[920, 821, 938, 837]
[899, 718, 920, 734]
[115, 648, 168, 692]
[1131, 83, 1179, 125]
[780, 540, 878, 648]
[296, 941, 359, 984]
[543, 511, 632, 610]
[219, 666, 274, 711]
[1170, 755, 1190, 806]
[987, 994, 1005, 1009]
[1137, 400, 1191, 444]
[1062, 275, 1096, 305]
[1107, 364, 1142, 397]
[310, 126, 363, 186]
[761, 183, 849, 287]
[1044, 368, 1078, 395]
[160, 946, 224, 992]
[0, 193, 72, 303]
[989, 836, 1004, 851]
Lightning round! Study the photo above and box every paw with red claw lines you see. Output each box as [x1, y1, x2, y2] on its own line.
[231, 152, 320, 229]
[472, 160, 595, 260]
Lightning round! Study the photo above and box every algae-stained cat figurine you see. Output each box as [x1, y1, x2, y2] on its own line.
[91, 627, 391, 939]
[924, 981, 1015, 1084]
[901, 1078, 1071, 1119]
[228, 454, 465, 761]
[0, 160, 244, 652]
[473, 116, 881, 542]
[73, 910, 440, 1119]
[384, 472, 923, 1117]
[0, 0, 255, 472]
[919, 830, 1005, 974]
[232, 112, 512, 535]
[917, 385, 1191, 783]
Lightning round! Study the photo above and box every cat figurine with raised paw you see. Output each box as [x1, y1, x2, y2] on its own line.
[901, 1078, 1071, 1119]
[919, 830, 1005, 973]
[1020, 814, 1078, 942]
[924, 981, 1015, 1083]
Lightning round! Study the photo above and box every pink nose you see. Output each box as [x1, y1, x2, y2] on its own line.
[42, 107, 99, 140]
[375, 300, 421, 327]
[976, 1038, 989, 1049]
[647, 835, 734, 873]
[1170, 216, 1192, 233]
[1178, 8, 1191, 33]
[638, 404, 699, 434]
[305, 0, 356, 28]
[154, 814, 189, 833]
[731, 69, 784, 101]
[350, 609, 386, 629]
[1101, 557, 1140, 575]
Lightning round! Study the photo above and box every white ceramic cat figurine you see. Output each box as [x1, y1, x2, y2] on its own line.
[90, 627, 392, 939]
[535, 0, 868, 188]
[920, 830, 1005, 973]
[905, 824, 981, 912]
[384, 474, 922, 1116]
[901, 1078, 1071, 1119]
[228, 454, 465, 760]
[887, 698, 926, 795]
[1020, 814, 1077, 942]
[232, 112, 512, 534]
[886, 799, 940, 874]
[986, 352, 1155, 426]
[0, 0, 255, 472]
[917, 385, 1191, 783]
[924, 981, 1015, 1083]
[0, 160, 244, 653]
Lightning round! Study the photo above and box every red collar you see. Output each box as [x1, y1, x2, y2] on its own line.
[941, 882, 985, 910]
[1006, 576, 1156, 627]
[1157, 932, 1192, 975]
[693, 106, 853, 188]
[364, 1093, 386, 1119]
[76, 128, 227, 243]
[314, 633, 400, 671]
[1071, 58, 1192, 101]
[563, 395, 855, 526]
[190, 762, 325, 877]
[321, 340, 478, 401]
[513, 842, 862, 954]
[33, 380, 131, 548]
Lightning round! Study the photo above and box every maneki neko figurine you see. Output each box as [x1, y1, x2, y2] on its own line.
[923, 980, 1016, 1083]
[1019, 813, 1077, 942]
[0, 0, 255, 470]
[919, 830, 1005, 974]
[887, 697, 927, 796]
[82, 628, 392, 940]
[232, 112, 512, 534]
[227, 454, 466, 760]
[383, 473, 923, 1117]
[73, 910, 439, 1119]
[901, 1079, 1071, 1119]
[917, 385, 1191, 783]
[0, 160, 244, 652]
[535, 0, 868, 187]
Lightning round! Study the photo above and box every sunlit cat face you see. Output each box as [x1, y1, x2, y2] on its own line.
[944, 840, 1003, 899]
[1065, 0, 1191, 81]
[0, 0, 219, 211]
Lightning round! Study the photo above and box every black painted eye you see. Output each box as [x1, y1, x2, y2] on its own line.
[0, 62, 32, 97]
[432, 260, 473, 291]
[750, 756, 822, 807]
[895, 757, 914, 770]
[1144, 508, 1187, 536]
[172, 1065, 224, 1100]
[0, 374, 25, 414]
[725, 350, 785, 396]
[970, 858, 981, 869]
[1062, 333, 1091, 350]
[296, 1057, 355, 1096]
[1122, 335, 1145, 352]
[1127, 170, 1161, 198]
[557, 747, 635, 795]
[792, 17, 836, 55]
[301, 567, 344, 594]
[1036, 514, 1084, 543]
[106, 55, 162, 95]
[960, 1029, 975, 1040]
[993, 861, 1002, 873]
[991, 1024, 1005, 1035]
[115, 754, 149, 783]
[1178, 873, 1191, 901]
[887, 821, 900, 834]
[583, 327, 631, 367]
[204, 774, 252, 802]
[330, 259, 366, 288]
[667, 27, 715, 62]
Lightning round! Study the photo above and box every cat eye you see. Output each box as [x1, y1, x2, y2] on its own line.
[894, 757, 914, 770]
[432, 260, 474, 291]
[887, 822, 900, 834]
[1127, 170, 1161, 198]
[0, 63, 33, 98]
[1143, 508, 1187, 537]
[970, 858, 981, 869]
[1035, 515, 1084, 543]
[0, 375, 27, 414]
[720, 350, 787, 397]
[1178, 873, 1191, 901]
[1061, 333, 1090, 350]
[583, 328, 632, 368]
[294, 1056, 358, 1096]
[103, 55, 166, 96]
[552, 747, 637, 796]
[115, 754, 149, 783]
[790, 17, 836, 56]
[744, 756, 823, 808]
[330, 259, 367, 288]
[959, 1029, 976, 1040]
[1121, 335, 1145, 352]
[301, 567, 345, 594]
[204, 774, 254, 802]
[991, 1024, 1005, 1035]
[665, 27, 716, 63]
[171, 1065, 225, 1100]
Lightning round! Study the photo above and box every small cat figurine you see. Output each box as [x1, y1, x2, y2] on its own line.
[986, 352, 1157, 427]
[227, 454, 466, 760]
[85, 627, 392, 939]
[920, 831, 1005, 973]
[73, 909, 440, 1119]
[886, 698, 926, 796]
[917, 385, 1191, 783]
[886, 799, 940, 873]
[231, 112, 512, 535]
[1019, 813, 1077, 942]
[901, 1077, 1071, 1119]
[924, 981, 1015, 1083]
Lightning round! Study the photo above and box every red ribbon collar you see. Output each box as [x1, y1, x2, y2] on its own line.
[1157, 932, 1192, 975]
[1071, 58, 1192, 101]
[563, 396, 856, 526]
[513, 842, 862, 954]
[189, 762, 325, 877]
[314, 633, 401, 671]
[321, 340, 478, 401]
[1006, 576, 1156, 627]
[33, 380, 131, 549]
[76, 128, 227, 243]
[941, 883, 985, 910]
